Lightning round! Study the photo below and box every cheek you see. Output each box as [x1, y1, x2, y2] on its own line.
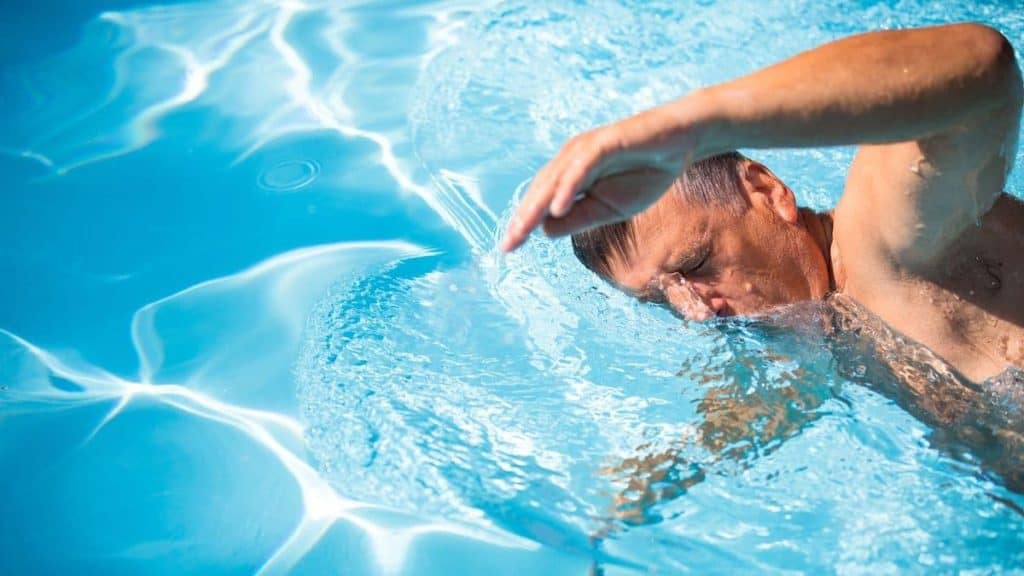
[702, 265, 788, 315]
[697, 225, 802, 312]
[706, 267, 749, 296]
[727, 225, 810, 303]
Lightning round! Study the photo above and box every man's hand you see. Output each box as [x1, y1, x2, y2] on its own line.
[500, 24, 1021, 256]
[500, 106, 711, 252]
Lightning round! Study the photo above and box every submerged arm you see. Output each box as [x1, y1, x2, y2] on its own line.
[502, 23, 1022, 253]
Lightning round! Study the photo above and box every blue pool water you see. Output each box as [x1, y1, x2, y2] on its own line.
[2, 1, 1024, 574]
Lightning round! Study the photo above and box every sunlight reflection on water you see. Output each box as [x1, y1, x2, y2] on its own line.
[2, 0, 1024, 574]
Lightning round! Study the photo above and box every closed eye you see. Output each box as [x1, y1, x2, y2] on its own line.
[680, 248, 711, 276]
[689, 253, 709, 274]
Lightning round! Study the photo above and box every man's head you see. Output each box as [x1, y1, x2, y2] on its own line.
[571, 153, 832, 320]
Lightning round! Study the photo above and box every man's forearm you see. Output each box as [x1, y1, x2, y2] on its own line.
[670, 24, 1021, 159]
[500, 23, 1022, 252]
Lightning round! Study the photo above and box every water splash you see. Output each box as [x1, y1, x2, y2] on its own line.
[294, 211, 1024, 573]
[4, 0, 1024, 573]
[1, 240, 585, 575]
[410, 0, 1024, 219]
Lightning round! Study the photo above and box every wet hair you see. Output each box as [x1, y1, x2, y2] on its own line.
[570, 151, 747, 279]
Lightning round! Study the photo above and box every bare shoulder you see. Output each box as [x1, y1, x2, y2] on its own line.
[834, 159, 1024, 381]
[802, 26, 1023, 381]
[843, 28, 1020, 270]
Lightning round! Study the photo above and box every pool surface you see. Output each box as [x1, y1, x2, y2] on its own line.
[2, 1, 1023, 574]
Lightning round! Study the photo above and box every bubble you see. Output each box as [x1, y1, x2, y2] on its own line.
[257, 159, 320, 192]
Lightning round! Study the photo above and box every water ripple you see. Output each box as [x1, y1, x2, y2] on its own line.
[296, 226, 1024, 572]
[6, 0, 499, 253]
[2, 240, 578, 575]
[258, 159, 321, 191]
[4, 0, 1024, 573]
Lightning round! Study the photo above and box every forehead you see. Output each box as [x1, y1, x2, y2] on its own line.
[606, 195, 713, 294]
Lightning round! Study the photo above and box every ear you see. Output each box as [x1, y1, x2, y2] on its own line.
[740, 161, 800, 225]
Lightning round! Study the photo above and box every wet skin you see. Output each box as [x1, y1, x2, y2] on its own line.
[503, 23, 1024, 384]
[603, 161, 832, 321]
[605, 159, 1024, 383]
[499, 24, 1024, 535]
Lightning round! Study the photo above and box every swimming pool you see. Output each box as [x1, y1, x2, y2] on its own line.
[2, 0, 1023, 573]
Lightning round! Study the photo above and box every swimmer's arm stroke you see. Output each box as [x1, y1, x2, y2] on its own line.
[502, 23, 1023, 264]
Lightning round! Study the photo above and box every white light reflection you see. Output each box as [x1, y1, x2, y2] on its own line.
[11, 0, 500, 254]
[0, 240, 543, 575]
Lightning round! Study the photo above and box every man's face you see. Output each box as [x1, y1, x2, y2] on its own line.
[605, 179, 831, 321]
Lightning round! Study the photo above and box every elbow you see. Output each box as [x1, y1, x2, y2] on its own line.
[963, 23, 1022, 107]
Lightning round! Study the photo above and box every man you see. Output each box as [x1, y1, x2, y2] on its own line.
[502, 23, 1023, 385]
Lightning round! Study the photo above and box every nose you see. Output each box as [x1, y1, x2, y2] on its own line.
[708, 296, 732, 316]
[660, 273, 716, 322]
[679, 275, 735, 317]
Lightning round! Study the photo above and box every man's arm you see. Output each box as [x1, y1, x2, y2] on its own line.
[502, 23, 1022, 255]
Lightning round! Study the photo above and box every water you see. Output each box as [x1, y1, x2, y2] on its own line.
[2, 0, 1024, 574]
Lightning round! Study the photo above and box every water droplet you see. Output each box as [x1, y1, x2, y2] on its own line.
[258, 159, 321, 192]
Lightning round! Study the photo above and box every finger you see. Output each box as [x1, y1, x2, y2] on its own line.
[550, 154, 597, 218]
[502, 130, 611, 251]
[550, 133, 610, 218]
[541, 193, 627, 238]
[501, 163, 558, 252]
[502, 191, 550, 252]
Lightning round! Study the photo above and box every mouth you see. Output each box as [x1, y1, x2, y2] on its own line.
[715, 302, 736, 318]
[706, 296, 737, 318]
